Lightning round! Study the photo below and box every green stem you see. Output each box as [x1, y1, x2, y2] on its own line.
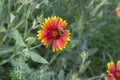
[23, 20, 28, 39]
[8, 0, 11, 29]
[11, 20, 25, 31]
[0, 45, 21, 65]
[0, 35, 7, 46]
[17, 2, 25, 13]
[0, 53, 17, 65]
[86, 73, 106, 80]
[30, 43, 43, 50]
[45, 45, 51, 59]
[49, 52, 60, 65]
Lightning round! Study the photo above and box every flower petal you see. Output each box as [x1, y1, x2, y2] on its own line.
[107, 61, 115, 74]
[52, 40, 58, 52]
[117, 60, 120, 71]
[105, 76, 114, 80]
[52, 30, 70, 52]
[58, 17, 67, 29]
[116, 7, 120, 18]
[37, 30, 51, 46]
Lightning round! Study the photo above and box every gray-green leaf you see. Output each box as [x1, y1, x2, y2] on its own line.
[87, 48, 98, 55]
[11, 30, 26, 47]
[0, 25, 7, 32]
[80, 61, 91, 73]
[24, 49, 48, 64]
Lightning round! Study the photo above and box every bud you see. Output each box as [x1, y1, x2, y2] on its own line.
[80, 51, 88, 59]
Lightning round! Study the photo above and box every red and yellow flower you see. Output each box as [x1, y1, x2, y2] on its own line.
[105, 60, 120, 80]
[37, 16, 70, 52]
[116, 7, 120, 18]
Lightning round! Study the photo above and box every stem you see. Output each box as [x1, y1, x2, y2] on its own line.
[17, 2, 25, 13]
[86, 73, 106, 80]
[30, 43, 43, 50]
[23, 0, 39, 39]
[0, 35, 7, 46]
[23, 20, 28, 39]
[0, 53, 16, 65]
[49, 52, 60, 65]
[23, 26, 33, 39]
[0, 45, 21, 65]
[11, 20, 25, 31]
[45, 46, 51, 59]
[8, 0, 11, 29]
[107, 9, 115, 18]
[82, 58, 85, 64]
[30, 0, 38, 14]
[28, 25, 34, 34]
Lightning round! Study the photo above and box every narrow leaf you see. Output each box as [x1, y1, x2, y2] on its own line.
[0, 25, 6, 32]
[11, 30, 26, 47]
[24, 49, 48, 64]
[58, 69, 65, 80]
[87, 48, 98, 55]
[80, 61, 91, 73]
[10, 13, 15, 23]
[25, 37, 36, 47]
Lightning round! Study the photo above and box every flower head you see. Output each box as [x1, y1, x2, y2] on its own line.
[37, 16, 70, 52]
[116, 7, 120, 18]
[105, 60, 120, 80]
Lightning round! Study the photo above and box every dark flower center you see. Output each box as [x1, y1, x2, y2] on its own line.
[113, 70, 120, 79]
[48, 28, 64, 39]
[52, 30, 59, 38]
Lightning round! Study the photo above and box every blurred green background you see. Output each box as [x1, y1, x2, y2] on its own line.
[0, 0, 120, 80]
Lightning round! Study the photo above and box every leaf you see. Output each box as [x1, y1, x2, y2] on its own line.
[0, 47, 14, 56]
[96, 10, 103, 18]
[80, 61, 91, 73]
[29, 51, 48, 64]
[90, 1, 107, 17]
[0, 25, 7, 32]
[25, 37, 36, 47]
[72, 73, 79, 80]
[58, 69, 65, 80]
[88, 0, 94, 8]
[87, 48, 98, 55]
[11, 69, 19, 80]
[35, 4, 41, 9]
[23, 49, 48, 64]
[10, 13, 15, 23]
[41, 0, 49, 5]
[11, 30, 26, 47]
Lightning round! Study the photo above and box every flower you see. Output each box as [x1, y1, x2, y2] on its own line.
[37, 16, 70, 52]
[105, 60, 120, 80]
[81, 51, 88, 59]
[116, 7, 120, 18]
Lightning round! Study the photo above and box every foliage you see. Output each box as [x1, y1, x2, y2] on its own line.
[0, 0, 120, 80]
[11, 56, 53, 80]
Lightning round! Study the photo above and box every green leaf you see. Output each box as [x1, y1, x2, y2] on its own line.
[90, 1, 107, 17]
[10, 13, 15, 23]
[29, 51, 48, 64]
[72, 73, 79, 80]
[11, 30, 26, 47]
[58, 69, 65, 80]
[96, 10, 103, 18]
[87, 48, 98, 55]
[11, 69, 19, 80]
[25, 37, 36, 47]
[80, 61, 91, 73]
[0, 25, 7, 32]
[23, 49, 48, 64]
[0, 47, 14, 56]
[88, 0, 94, 8]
